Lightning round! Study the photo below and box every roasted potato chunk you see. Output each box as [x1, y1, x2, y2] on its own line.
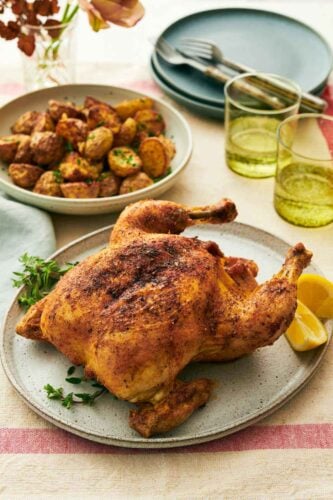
[107, 147, 142, 177]
[91, 160, 104, 175]
[4, 95, 172, 201]
[157, 135, 176, 162]
[135, 109, 165, 136]
[115, 97, 154, 120]
[84, 127, 113, 160]
[8, 163, 44, 189]
[84, 96, 110, 109]
[14, 135, 32, 163]
[11, 111, 40, 135]
[33, 170, 63, 196]
[132, 130, 149, 149]
[59, 152, 100, 181]
[87, 104, 121, 134]
[0, 135, 23, 163]
[139, 137, 169, 178]
[48, 100, 82, 121]
[119, 172, 153, 195]
[99, 172, 120, 197]
[114, 118, 137, 147]
[56, 117, 88, 147]
[60, 181, 100, 198]
[33, 112, 54, 133]
[31, 132, 65, 165]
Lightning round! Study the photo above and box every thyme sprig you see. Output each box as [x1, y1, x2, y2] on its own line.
[44, 366, 108, 409]
[12, 253, 77, 310]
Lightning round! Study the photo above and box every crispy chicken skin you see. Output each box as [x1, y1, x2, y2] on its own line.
[129, 379, 213, 438]
[16, 199, 312, 437]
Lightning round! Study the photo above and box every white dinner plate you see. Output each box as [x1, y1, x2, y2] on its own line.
[0, 84, 192, 215]
[1, 222, 331, 448]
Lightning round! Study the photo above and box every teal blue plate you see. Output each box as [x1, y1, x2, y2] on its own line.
[152, 8, 332, 107]
[151, 59, 225, 119]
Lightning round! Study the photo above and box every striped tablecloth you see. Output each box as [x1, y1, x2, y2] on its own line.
[1, 2, 333, 498]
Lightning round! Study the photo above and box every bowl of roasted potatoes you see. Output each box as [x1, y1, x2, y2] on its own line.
[0, 84, 192, 214]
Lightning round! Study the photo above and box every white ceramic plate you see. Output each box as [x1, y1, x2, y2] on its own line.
[0, 84, 192, 215]
[1, 223, 331, 448]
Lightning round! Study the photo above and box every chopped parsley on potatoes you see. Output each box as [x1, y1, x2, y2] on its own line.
[1, 96, 176, 198]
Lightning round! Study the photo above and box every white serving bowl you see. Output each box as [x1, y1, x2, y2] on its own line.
[0, 84, 192, 215]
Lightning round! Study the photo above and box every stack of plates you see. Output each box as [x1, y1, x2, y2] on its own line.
[151, 8, 333, 118]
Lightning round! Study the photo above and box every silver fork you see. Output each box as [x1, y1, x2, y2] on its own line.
[179, 37, 252, 73]
[178, 38, 326, 113]
[155, 38, 285, 110]
[155, 37, 229, 83]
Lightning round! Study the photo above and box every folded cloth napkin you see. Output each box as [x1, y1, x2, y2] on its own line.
[0, 193, 56, 322]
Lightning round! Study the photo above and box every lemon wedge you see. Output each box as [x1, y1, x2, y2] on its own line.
[285, 300, 328, 351]
[297, 274, 333, 319]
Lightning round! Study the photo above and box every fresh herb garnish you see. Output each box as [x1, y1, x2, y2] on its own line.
[53, 170, 63, 184]
[98, 172, 110, 180]
[44, 384, 63, 400]
[65, 140, 74, 152]
[65, 377, 83, 384]
[67, 366, 76, 376]
[12, 253, 77, 310]
[96, 121, 105, 127]
[153, 167, 172, 183]
[44, 366, 109, 409]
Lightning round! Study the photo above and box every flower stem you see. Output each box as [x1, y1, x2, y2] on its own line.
[43, 2, 79, 61]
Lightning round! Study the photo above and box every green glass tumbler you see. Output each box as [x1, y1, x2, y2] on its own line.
[224, 72, 301, 178]
[274, 113, 333, 227]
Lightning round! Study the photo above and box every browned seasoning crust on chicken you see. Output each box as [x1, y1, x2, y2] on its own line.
[129, 379, 213, 438]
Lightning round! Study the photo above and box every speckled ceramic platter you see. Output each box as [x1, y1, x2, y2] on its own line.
[0, 84, 192, 215]
[1, 223, 331, 448]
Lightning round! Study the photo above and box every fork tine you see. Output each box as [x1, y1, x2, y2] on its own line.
[181, 37, 216, 49]
[179, 43, 211, 56]
[179, 47, 211, 59]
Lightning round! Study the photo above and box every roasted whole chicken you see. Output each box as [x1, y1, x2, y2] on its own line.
[16, 199, 312, 437]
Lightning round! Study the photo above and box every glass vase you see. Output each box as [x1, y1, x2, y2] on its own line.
[21, 16, 77, 91]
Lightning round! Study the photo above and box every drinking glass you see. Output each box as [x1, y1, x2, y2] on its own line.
[274, 113, 333, 227]
[224, 72, 301, 178]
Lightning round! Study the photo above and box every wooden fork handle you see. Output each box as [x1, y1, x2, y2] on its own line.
[205, 66, 285, 110]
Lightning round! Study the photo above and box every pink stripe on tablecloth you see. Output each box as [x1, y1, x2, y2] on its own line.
[1, 424, 333, 454]
[121, 79, 162, 96]
[320, 84, 333, 154]
[0, 82, 25, 96]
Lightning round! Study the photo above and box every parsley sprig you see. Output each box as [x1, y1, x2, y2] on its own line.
[12, 253, 77, 310]
[44, 366, 108, 409]
[153, 167, 172, 183]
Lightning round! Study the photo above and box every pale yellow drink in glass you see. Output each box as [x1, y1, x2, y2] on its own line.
[224, 73, 301, 178]
[274, 114, 333, 227]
